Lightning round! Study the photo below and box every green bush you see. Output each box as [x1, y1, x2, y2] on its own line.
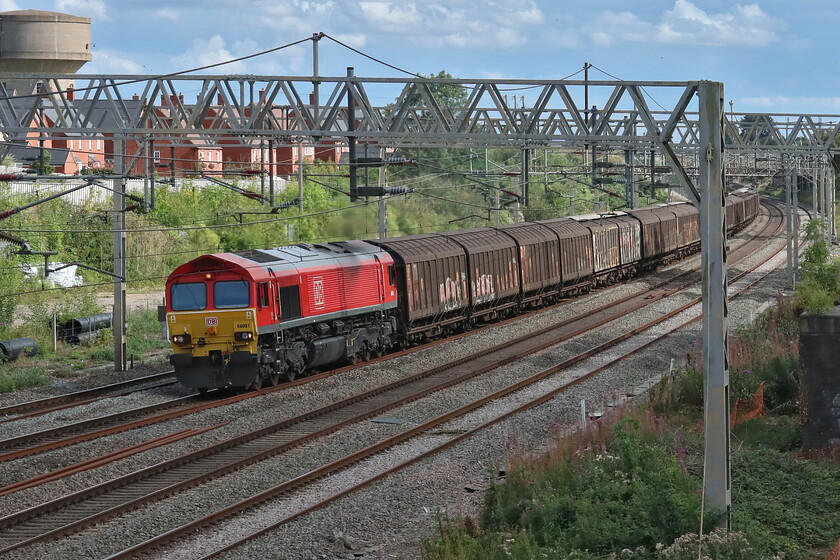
[795, 220, 840, 314]
[732, 415, 801, 452]
[0, 367, 50, 393]
[477, 412, 707, 557]
[732, 447, 840, 558]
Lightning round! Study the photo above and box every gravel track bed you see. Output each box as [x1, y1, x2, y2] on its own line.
[0, 211, 791, 559]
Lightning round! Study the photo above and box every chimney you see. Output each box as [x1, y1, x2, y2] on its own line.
[132, 93, 139, 100]
[67, 84, 74, 101]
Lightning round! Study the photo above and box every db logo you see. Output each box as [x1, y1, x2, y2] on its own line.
[205, 317, 218, 327]
[313, 278, 325, 309]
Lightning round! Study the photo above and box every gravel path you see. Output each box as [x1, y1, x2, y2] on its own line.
[0, 208, 794, 560]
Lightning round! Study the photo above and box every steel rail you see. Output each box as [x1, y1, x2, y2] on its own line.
[0, 201, 772, 465]
[118, 203, 794, 560]
[0, 200, 784, 555]
[0, 424, 225, 497]
[0, 370, 177, 423]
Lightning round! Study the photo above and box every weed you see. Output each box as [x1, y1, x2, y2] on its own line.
[0, 366, 50, 393]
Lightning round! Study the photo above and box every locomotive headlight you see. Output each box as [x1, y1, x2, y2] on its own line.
[234, 331, 254, 342]
[172, 333, 192, 344]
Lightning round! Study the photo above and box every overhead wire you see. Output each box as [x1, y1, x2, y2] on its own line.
[0, 36, 315, 103]
[588, 63, 670, 112]
[2, 37, 607, 290]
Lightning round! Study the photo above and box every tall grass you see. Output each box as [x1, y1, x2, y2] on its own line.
[423, 296, 840, 559]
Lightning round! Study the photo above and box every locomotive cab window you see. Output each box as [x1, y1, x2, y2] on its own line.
[388, 265, 396, 286]
[214, 280, 250, 309]
[258, 282, 270, 308]
[171, 282, 207, 311]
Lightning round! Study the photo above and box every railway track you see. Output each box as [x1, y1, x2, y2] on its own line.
[0, 200, 789, 556]
[0, 370, 177, 424]
[0, 200, 780, 470]
[110, 200, 796, 559]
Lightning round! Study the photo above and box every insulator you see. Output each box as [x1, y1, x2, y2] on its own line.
[383, 187, 413, 195]
[274, 199, 299, 209]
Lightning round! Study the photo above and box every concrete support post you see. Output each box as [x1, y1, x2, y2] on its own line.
[816, 165, 828, 240]
[591, 144, 599, 212]
[817, 162, 823, 223]
[826, 165, 834, 243]
[378, 147, 387, 240]
[298, 140, 304, 212]
[793, 169, 799, 282]
[148, 137, 155, 210]
[259, 140, 265, 203]
[348, 67, 357, 203]
[268, 139, 275, 207]
[625, 148, 635, 209]
[786, 171, 794, 288]
[698, 81, 730, 529]
[494, 177, 501, 227]
[831, 167, 837, 243]
[113, 139, 127, 373]
[521, 147, 530, 208]
[143, 136, 150, 213]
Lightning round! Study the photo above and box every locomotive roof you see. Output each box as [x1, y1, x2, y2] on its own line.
[231, 240, 383, 265]
[168, 240, 387, 282]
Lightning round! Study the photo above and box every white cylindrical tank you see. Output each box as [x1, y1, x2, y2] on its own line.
[0, 9, 91, 96]
[0, 9, 91, 73]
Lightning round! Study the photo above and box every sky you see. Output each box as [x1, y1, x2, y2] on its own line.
[5, 0, 840, 115]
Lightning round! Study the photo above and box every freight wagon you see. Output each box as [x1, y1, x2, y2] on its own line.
[166, 191, 759, 390]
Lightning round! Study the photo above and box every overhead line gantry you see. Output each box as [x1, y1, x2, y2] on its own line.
[2, 72, 839, 529]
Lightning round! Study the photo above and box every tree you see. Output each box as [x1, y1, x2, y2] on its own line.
[31, 150, 54, 175]
[738, 114, 778, 146]
[405, 70, 469, 109]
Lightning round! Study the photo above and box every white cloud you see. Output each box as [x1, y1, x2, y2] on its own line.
[330, 33, 367, 49]
[294, 0, 334, 14]
[0, 1, 21, 11]
[153, 8, 179, 22]
[172, 35, 246, 73]
[587, 0, 778, 47]
[55, 0, 107, 20]
[83, 50, 143, 74]
[739, 96, 840, 112]
[358, 1, 543, 49]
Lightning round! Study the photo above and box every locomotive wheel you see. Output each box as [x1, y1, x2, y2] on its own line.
[362, 344, 372, 362]
[285, 369, 296, 382]
[347, 354, 358, 365]
[269, 371, 281, 386]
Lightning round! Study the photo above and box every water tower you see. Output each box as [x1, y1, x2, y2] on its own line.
[0, 9, 91, 95]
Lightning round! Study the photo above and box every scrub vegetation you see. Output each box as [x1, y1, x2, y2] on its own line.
[0, 148, 670, 373]
[422, 236, 840, 559]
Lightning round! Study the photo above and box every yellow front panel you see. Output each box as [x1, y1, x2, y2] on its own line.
[168, 308, 258, 357]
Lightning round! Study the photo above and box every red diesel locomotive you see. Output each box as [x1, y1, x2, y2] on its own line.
[166, 241, 398, 390]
